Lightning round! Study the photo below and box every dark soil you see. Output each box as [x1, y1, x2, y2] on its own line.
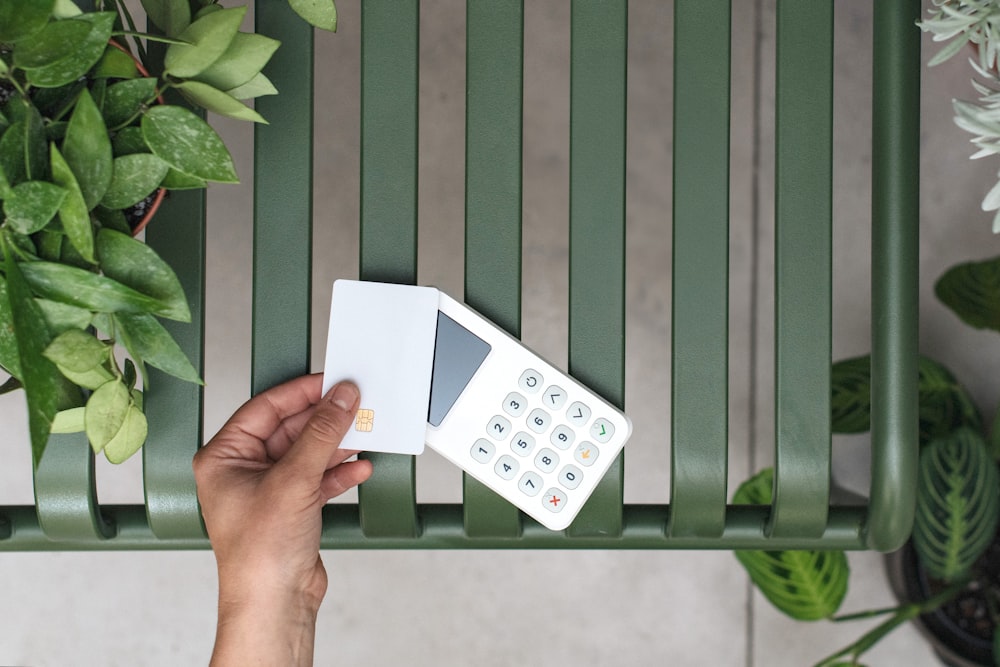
[125, 190, 164, 232]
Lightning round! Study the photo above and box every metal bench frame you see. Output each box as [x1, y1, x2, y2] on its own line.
[1, 0, 920, 551]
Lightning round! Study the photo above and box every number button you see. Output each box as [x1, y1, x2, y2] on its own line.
[487, 415, 512, 440]
[543, 385, 567, 410]
[471, 438, 495, 464]
[519, 369, 543, 394]
[550, 425, 575, 450]
[526, 408, 551, 434]
[574, 442, 599, 467]
[590, 417, 614, 443]
[510, 431, 536, 457]
[494, 455, 519, 480]
[518, 471, 543, 497]
[534, 448, 559, 473]
[503, 392, 527, 417]
[559, 465, 583, 490]
[543, 488, 567, 513]
[567, 401, 591, 427]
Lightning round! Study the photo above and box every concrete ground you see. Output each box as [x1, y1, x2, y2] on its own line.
[0, 1, 993, 665]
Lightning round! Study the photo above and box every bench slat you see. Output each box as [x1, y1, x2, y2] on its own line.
[567, 0, 628, 537]
[669, 0, 732, 538]
[357, 0, 421, 538]
[770, 0, 833, 538]
[462, 0, 525, 538]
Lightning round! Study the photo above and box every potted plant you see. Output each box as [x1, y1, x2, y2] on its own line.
[733, 254, 1000, 667]
[0, 0, 336, 468]
[919, 1, 1000, 233]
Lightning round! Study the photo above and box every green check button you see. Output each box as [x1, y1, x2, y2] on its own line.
[590, 418, 614, 444]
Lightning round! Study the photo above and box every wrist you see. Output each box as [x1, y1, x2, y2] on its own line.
[212, 582, 321, 666]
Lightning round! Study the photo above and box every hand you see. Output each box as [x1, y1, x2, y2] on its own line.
[193, 374, 373, 666]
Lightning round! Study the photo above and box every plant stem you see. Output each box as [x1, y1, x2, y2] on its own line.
[111, 31, 187, 46]
[2, 73, 29, 99]
[48, 84, 85, 124]
[832, 605, 906, 622]
[112, 0, 147, 64]
[812, 577, 971, 667]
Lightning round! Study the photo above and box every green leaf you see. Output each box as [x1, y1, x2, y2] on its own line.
[35, 230, 62, 262]
[102, 78, 159, 129]
[830, 355, 872, 433]
[96, 229, 190, 321]
[92, 46, 140, 80]
[56, 361, 114, 391]
[35, 298, 93, 334]
[928, 33, 971, 67]
[193, 32, 280, 91]
[0, 278, 22, 379]
[289, 0, 338, 32]
[123, 357, 137, 391]
[85, 378, 130, 454]
[30, 82, 83, 120]
[164, 6, 247, 78]
[42, 328, 109, 372]
[918, 356, 983, 444]
[161, 168, 206, 190]
[141, 105, 238, 183]
[0, 124, 26, 187]
[1, 229, 38, 261]
[831, 354, 981, 446]
[4, 251, 61, 468]
[100, 153, 169, 209]
[111, 126, 150, 157]
[226, 72, 278, 100]
[51, 406, 85, 433]
[102, 403, 147, 463]
[3, 181, 67, 234]
[0, 0, 54, 43]
[23, 107, 48, 182]
[114, 312, 202, 384]
[140, 0, 191, 38]
[912, 428, 1000, 582]
[44, 121, 67, 143]
[52, 0, 81, 18]
[20, 261, 185, 320]
[935, 256, 1000, 332]
[0, 110, 48, 186]
[23, 13, 117, 88]
[0, 164, 10, 199]
[92, 205, 131, 235]
[174, 80, 267, 124]
[732, 469, 850, 621]
[49, 144, 95, 263]
[12, 19, 91, 69]
[0, 113, 48, 187]
[63, 89, 113, 209]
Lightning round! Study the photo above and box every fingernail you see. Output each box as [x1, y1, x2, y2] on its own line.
[330, 382, 359, 411]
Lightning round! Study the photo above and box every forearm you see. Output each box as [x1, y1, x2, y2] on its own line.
[210, 589, 320, 667]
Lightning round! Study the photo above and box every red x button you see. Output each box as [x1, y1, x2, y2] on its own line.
[543, 489, 567, 513]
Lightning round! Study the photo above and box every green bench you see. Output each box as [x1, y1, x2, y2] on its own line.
[1, 0, 921, 551]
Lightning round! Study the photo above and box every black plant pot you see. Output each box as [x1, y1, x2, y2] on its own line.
[885, 537, 1000, 667]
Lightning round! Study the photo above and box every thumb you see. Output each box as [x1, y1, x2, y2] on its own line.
[278, 381, 360, 479]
